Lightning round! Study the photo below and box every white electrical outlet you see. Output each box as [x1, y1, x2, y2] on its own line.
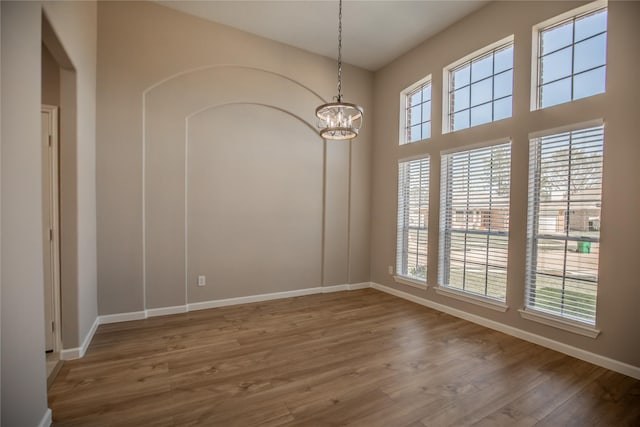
[198, 275, 206, 287]
[388, 265, 393, 275]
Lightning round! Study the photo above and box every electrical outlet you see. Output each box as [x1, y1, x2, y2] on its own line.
[198, 275, 206, 287]
[388, 265, 393, 275]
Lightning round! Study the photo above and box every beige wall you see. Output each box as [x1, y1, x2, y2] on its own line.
[1, 1, 97, 424]
[42, 44, 59, 106]
[371, 0, 640, 368]
[42, 0, 98, 349]
[1, 3, 49, 424]
[96, 1, 372, 314]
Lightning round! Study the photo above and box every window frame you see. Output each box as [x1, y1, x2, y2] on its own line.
[442, 35, 514, 134]
[395, 155, 430, 287]
[530, 0, 608, 111]
[437, 139, 512, 307]
[523, 120, 604, 332]
[400, 75, 432, 145]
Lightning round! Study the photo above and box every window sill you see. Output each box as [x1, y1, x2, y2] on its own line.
[518, 308, 600, 339]
[434, 286, 508, 312]
[393, 275, 427, 290]
[400, 138, 431, 146]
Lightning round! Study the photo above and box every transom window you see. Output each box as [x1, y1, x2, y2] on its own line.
[534, 5, 607, 109]
[396, 157, 430, 281]
[401, 77, 431, 144]
[525, 125, 604, 324]
[439, 142, 511, 301]
[444, 37, 514, 133]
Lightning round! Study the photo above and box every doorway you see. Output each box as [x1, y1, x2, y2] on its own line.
[42, 11, 80, 386]
[41, 105, 62, 382]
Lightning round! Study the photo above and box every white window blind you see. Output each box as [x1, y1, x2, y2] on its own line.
[439, 142, 511, 301]
[526, 125, 604, 324]
[404, 81, 432, 144]
[397, 157, 430, 281]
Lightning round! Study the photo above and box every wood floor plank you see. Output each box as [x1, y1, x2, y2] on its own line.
[49, 289, 640, 426]
[473, 357, 604, 426]
[535, 369, 640, 426]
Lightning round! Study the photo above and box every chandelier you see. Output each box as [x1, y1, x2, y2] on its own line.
[315, 0, 363, 140]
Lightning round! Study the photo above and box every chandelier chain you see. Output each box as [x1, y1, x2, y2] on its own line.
[314, 0, 362, 141]
[337, 0, 343, 102]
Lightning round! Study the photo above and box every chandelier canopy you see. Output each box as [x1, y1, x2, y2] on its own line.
[316, 0, 363, 140]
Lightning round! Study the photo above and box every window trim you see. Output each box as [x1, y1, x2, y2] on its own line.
[435, 286, 509, 312]
[442, 35, 514, 134]
[530, 0, 608, 111]
[528, 118, 604, 140]
[400, 74, 432, 145]
[519, 308, 600, 338]
[524, 121, 605, 327]
[396, 154, 430, 285]
[394, 275, 427, 290]
[438, 138, 512, 304]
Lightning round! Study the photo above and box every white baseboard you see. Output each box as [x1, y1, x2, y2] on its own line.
[146, 305, 187, 317]
[348, 282, 374, 290]
[371, 282, 640, 380]
[320, 283, 371, 293]
[99, 284, 368, 319]
[60, 316, 99, 360]
[99, 310, 146, 324]
[321, 284, 348, 293]
[60, 347, 81, 360]
[188, 287, 324, 311]
[38, 409, 52, 427]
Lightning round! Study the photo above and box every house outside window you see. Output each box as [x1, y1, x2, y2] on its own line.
[525, 124, 604, 325]
[439, 141, 511, 301]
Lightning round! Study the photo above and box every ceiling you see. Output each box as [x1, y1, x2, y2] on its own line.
[154, 1, 488, 71]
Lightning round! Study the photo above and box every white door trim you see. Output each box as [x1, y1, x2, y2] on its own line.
[42, 104, 62, 353]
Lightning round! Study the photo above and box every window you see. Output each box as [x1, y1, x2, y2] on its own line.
[396, 157, 430, 282]
[534, 4, 607, 109]
[401, 77, 431, 144]
[439, 142, 511, 302]
[444, 37, 514, 133]
[525, 125, 604, 325]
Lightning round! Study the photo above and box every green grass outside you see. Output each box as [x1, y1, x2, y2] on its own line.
[447, 269, 507, 301]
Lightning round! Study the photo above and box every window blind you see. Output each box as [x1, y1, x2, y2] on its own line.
[526, 125, 604, 324]
[397, 157, 430, 281]
[439, 142, 511, 301]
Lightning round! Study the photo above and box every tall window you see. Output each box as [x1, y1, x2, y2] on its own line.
[526, 125, 604, 324]
[534, 5, 607, 109]
[444, 37, 514, 132]
[397, 157, 430, 282]
[402, 78, 431, 144]
[439, 142, 511, 301]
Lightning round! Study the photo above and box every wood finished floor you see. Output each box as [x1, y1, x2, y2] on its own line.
[49, 289, 640, 426]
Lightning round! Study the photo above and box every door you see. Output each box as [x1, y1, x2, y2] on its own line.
[42, 105, 60, 352]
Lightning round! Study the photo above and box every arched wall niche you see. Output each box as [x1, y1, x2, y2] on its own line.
[144, 65, 350, 309]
